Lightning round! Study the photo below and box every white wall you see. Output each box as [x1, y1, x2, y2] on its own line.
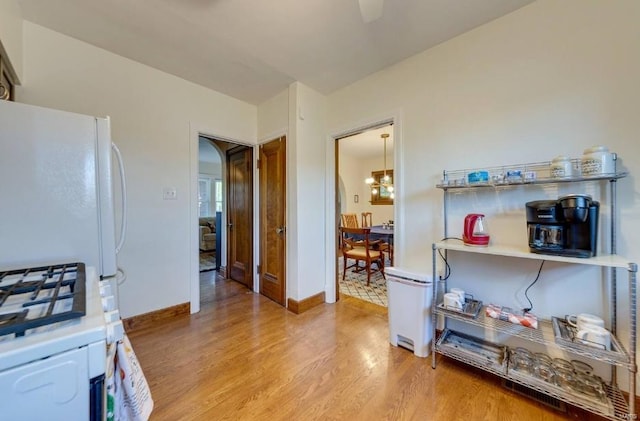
[338, 154, 366, 215]
[258, 88, 288, 141]
[327, 0, 640, 387]
[288, 82, 327, 300]
[18, 22, 257, 318]
[0, 0, 23, 82]
[339, 153, 394, 225]
[329, 0, 640, 273]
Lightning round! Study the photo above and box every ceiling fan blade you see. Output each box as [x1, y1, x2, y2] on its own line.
[358, 0, 384, 23]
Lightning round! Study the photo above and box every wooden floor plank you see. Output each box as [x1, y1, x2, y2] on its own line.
[126, 271, 602, 421]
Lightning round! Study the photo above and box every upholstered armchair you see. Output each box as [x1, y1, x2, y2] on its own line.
[199, 216, 217, 252]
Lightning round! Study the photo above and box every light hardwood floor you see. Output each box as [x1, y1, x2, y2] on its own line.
[127, 272, 602, 421]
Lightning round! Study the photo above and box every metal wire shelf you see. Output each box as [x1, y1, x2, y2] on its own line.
[435, 159, 627, 190]
[434, 305, 632, 368]
[431, 155, 637, 419]
[435, 329, 631, 420]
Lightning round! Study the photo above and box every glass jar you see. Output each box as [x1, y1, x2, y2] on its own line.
[554, 367, 576, 391]
[571, 360, 594, 376]
[513, 347, 533, 359]
[510, 348, 533, 374]
[533, 353, 553, 365]
[533, 361, 555, 383]
[574, 373, 606, 402]
[551, 358, 573, 372]
[511, 354, 533, 374]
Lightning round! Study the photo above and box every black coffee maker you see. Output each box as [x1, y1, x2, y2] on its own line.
[526, 194, 599, 258]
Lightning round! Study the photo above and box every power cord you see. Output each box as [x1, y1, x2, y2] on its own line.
[523, 260, 545, 314]
[438, 237, 463, 280]
[437, 236, 544, 314]
[438, 249, 451, 280]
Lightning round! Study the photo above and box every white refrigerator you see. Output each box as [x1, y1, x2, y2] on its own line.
[0, 100, 124, 279]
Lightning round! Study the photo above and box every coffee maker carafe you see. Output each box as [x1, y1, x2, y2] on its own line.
[526, 194, 599, 258]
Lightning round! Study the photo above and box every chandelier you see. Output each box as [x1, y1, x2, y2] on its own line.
[365, 133, 394, 199]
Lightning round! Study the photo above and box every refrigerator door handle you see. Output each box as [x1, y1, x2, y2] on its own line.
[111, 142, 127, 255]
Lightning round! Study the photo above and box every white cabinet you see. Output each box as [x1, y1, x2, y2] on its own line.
[430, 160, 637, 420]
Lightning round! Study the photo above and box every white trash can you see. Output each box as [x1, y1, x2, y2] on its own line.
[386, 267, 433, 358]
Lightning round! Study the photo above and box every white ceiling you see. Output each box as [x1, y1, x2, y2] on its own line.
[16, 0, 535, 105]
[339, 125, 393, 160]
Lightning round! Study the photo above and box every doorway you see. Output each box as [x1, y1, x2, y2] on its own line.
[197, 136, 254, 306]
[198, 138, 222, 276]
[336, 123, 395, 307]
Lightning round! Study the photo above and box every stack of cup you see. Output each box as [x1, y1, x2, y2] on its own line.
[443, 287, 466, 311]
[566, 313, 611, 350]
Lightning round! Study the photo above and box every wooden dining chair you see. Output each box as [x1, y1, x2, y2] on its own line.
[361, 212, 372, 227]
[341, 213, 359, 228]
[340, 227, 385, 285]
[378, 242, 394, 266]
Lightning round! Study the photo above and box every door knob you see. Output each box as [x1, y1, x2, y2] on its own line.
[276, 226, 286, 235]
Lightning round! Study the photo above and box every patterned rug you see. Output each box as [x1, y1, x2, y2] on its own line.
[200, 252, 216, 272]
[338, 257, 388, 307]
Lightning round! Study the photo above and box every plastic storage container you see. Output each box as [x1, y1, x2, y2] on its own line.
[387, 267, 433, 357]
[550, 155, 574, 178]
[581, 146, 615, 175]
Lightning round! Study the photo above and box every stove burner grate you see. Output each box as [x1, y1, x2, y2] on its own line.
[0, 263, 86, 337]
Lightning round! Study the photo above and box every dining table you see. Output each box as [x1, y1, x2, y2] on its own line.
[345, 225, 394, 247]
[369, 225, 394, 240]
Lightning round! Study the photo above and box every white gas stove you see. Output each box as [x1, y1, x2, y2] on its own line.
[0, 263, 118, 421]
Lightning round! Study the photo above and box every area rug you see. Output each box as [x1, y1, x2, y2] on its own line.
[200, 252, 216, 272]
[338, 257, 388, 307]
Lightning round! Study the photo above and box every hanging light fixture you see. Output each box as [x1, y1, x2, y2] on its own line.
[365, 133, 394, 199]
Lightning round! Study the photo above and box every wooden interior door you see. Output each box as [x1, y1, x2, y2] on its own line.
[227, 146, 253, 289]
[259, 136, 286, 305]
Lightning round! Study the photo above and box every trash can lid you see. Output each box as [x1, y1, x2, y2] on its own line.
[386, 267, 431, 283]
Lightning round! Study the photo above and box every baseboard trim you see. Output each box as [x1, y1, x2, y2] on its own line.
[287, 292, 325, 314]
[219, 265, 228, 279]
[123, 302, 190, 333]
